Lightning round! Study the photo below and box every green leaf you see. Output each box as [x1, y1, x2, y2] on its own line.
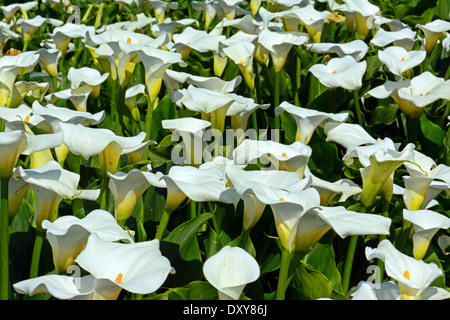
[368, 104, 399, 126]
[292, 261, 334, 300]
[303, 243, 343, 293]
[420, 113, 446, 146]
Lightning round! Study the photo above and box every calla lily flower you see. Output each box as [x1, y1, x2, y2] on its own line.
[324, 122, 377, 149]
[306, 40, 368, 61]
[366, 239, 444, 300]
[343, 137, 415, 208]
[0, 51, 39, 107]
[351, 280, 450, 300]
[143, 0, 178, 24]
[0, 130, 63, 179]
[370, 27, 417, 51]
[191, 0, 221, 30]
[162, 117, 211, 166]
[232, 139, 312, 178]
[49, 23, 95, 56]
[275, 101, 349, 144]
[174, 85, 242, 133]
[309, 55, 367, 91]
[270, 193, 391, 253]
[119, 43, 186, 102]
[59, 123, 153, 175]
[172, 27, 226, 61]
[150, 18, 198, 42]
[12, 161, 100, 232]
[67, 67, 109, 99]
[13, 274, 112, 300]
[42, 209, 134, 273]
[304, 167, 362, 206]
[160, 165, 240, 214]
[44, 85, 93, 112]
[0, 104, 46, 132]
[343, 0, 381, 39]
[164, 69, 241, 97]
[108, 169, 163, 225]
[203, 246, 260, 300]
[438, 235, 450, 255]
[222, 40, 256, 90]
[1, 1, 37, 22]
[18, 15, 63, 49]
[224, 164, 312, 231]
[31, 101, 105, 133]
[364, 71, 450, 118]
[283, 4, 331, 42]
[416, 19, 450, 54]
[34, 48, 62, 81]
[403, 209, 450, 260]
[378, 46, 426, 77]
[216, 0, 246, 20]
[124, 84, 146, 122]
[75, 233, 174, 297]
[226, 96, 270, 134]
[257, 29, 309, 73]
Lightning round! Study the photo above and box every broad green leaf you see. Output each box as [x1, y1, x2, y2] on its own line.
[420, 113, 446, 146]
[303, 243, 343, 293]
[368, 104, 399, 126]
[292, 261, 334, 300]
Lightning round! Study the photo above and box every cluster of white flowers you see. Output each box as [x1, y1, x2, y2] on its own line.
[0, 0, 449, 301]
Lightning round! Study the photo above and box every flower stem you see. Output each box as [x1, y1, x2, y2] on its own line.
[100, 176, 110, 211]
[0, 177, 10, 300]
[155, 209, 171, 241]
[353, 89, 364, 128]
[29, 231, 45, 279]
[405, 115, 418, 144]
[342, 235, 358, 295]
[276, 246, 292, 300]
[274, 70, 281, 131]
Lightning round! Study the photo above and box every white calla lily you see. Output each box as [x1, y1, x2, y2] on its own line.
[1, 1, 37, 22]
[378, 46, 426, 77]
[12, 161, 100, 232]
[203, 246, 260, 300]
[232, 139, 312, 177]
[309, 55, 367, 91]
[275, 101, 349, 144]
[416, 19, 450, 54]
[67, 67, 109, 99]
[366, 239, 444, 300]
[42, 209, 134, 273]
[50, 23, 95, 56]
[403, 209, 450, 260]
[222, 40, 256, 90]
[75, 233, 174, 297]
[306, 40, 368, 61]
[370, 27, 417, 51]
[108, 169, 162, 225]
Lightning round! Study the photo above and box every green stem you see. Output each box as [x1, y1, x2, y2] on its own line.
[275, 246, 292, 300]
[155, 209, 171, 241]
[100, 176, 110, 211]
[238, 228, 251, 249]
[29, 231, 45, 279]
[274, 71, 280, 132]
[0, 177, 10, 300]
[189, 200, 197, 220]
[295, 55, 301, 106]
[353, 89, 364, 128]
[342, 235, 358, 295]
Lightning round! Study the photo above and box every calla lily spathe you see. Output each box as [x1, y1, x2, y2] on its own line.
[49, 23, 95, 56]
[67, 67, 109, 99]
[366, 239, 444, 300]
[59, 122, 153, 175]
[309, 55, 367, 91]
[203, 246, 260, 300]
[0, 130, 62, 179]
[306, 39, 368, 61]
[232, 139, 312, 178]
[378, 46, 426, 77]
[12, 160, 100, 232]
[108, 169, 163, 226]
[403, 209, 450, 260]
[45, 85, 93, 112]
[42, 209, 134, 273]
[370, 27, 417, 51]
[275, 101, 349, 144]
[365, 71, 450, 118]
[416, 19, 450, 54]
[75, 233, 174, 298]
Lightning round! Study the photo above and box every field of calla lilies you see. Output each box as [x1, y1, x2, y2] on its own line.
[0, 0, 449, 302]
